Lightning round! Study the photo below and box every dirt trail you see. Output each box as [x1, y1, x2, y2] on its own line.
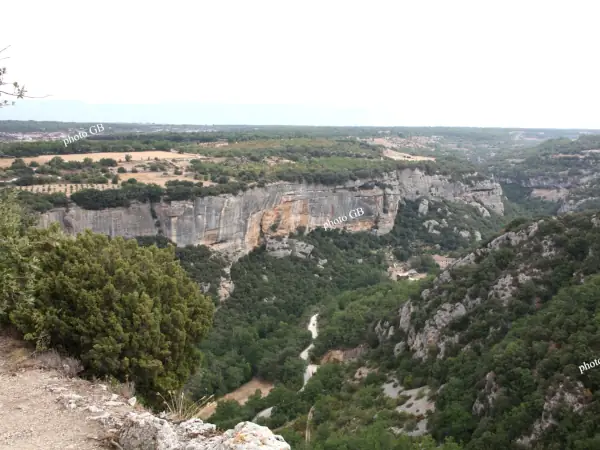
[0, 336, 136, 450]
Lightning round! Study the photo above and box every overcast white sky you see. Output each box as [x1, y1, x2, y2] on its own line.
[2, 0, 599, 127]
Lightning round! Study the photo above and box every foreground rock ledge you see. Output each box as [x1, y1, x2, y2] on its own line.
[119, 412, 291, 450]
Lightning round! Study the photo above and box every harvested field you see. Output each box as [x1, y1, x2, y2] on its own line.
[122, 171, 197, 186]
[0, 151, 200, 168]
[197, 378, 274, 420]
[382, 149, 436, 162]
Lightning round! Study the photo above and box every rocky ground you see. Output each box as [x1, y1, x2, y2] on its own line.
[0, 334, 138, 449]
[0, 334, 290, 450]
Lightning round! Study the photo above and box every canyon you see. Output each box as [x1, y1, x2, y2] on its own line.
[38, 168, 505, 260]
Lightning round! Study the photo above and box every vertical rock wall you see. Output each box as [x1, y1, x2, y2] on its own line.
[39, 169, 504, 260]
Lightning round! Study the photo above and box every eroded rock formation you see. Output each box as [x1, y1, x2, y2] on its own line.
[378, 220, 546, 361]
[120, 414, 290, 450]
[39, 169, 504, 260]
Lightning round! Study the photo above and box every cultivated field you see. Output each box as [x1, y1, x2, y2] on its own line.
[0, 150, 200, 168]
[0, 150, 226, 195]
[123, 171, 217, 187]
[14, 183, 118, 195]
[382, 148, 436, 162]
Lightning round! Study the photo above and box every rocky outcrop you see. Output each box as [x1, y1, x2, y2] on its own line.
[379, 220, 546, 361]
[558, 197, 600, 214]
[516, 380, 588, 447]
[0, 335, 290, 450]
[499, 173, 600, 190]
[120, 414, 290, 450]
[404, 302, 467, 359]
[418, 199, 429, 216]
[39, 169, 504, 260]
[266, 237, 314, 259]
[472, 372, 501, 416]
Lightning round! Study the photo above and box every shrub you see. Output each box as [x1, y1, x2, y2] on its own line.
[9, 231, 214, 404]
[99, 158, 118, 167]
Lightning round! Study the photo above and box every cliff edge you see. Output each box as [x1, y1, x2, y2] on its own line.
[39, 169, 504, 260]
[0, 335, 289, 450]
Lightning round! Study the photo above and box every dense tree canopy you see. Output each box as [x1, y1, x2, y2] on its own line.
[0, 191, 214, 404]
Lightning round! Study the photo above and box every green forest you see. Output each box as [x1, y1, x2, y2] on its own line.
[4, 122, 600, 448]
[193, 210, 600, 450]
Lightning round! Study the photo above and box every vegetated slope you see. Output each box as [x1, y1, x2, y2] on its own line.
[204, 281, 465, 450]
[232, 212, 600, 449]
[184, 194, 507, 400]
[371, 212, 600, 449]
[188, 228, 390, 399]
[490, 134, 600, 215]
[135, 236, 229, 304]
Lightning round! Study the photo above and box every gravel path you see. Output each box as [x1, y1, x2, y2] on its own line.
[0, 336, 127, 450]
[0, 369, 106, 450]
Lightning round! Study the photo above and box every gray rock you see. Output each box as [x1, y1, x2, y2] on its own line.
[265, 237, 314, 259]
[459, 230, 471, 239]
[105, 401, 125, 407]
[39, 170, 505, 261]
[119, 413, 290, 450]
[423, 220, 440, 234]
[393, 342, 406, 357]
[517, 380, 586, 446]
[120, 412, 180, 450]
[217, 422, 290, 450]
[177, 419, 216, 439]
[418, 199, 429, 216]
[405, 302, 467, 360]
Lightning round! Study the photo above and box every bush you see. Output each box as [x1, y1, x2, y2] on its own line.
[99, 158, 118, 167]
[117, 167, 127, 173]
[9, 231, 214, 403]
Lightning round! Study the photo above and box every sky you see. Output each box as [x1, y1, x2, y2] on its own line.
[1, 0, 599, 127]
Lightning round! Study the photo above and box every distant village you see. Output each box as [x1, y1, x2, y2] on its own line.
[0, 131, 69, 142]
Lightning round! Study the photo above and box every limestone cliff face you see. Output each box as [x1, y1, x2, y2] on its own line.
[39, 169, 504, 259]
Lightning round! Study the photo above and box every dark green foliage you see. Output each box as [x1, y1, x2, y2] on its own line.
[8, 230, 214, 404]
[380, 198, 503, 257]
[501, 183, 559, 218]
[175, 245, 229, 303]
[188, 229, 389, 399]
[312, 282, 419, 357]
[99, 158, 118, 167]
[16, 190, 69, 212]
[70, 182, 164, 209]
[371, 212, 600, 449]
